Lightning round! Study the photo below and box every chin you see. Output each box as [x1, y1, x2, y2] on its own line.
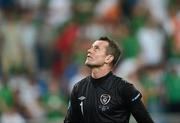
[85, 62, 101, 68]
[86, 64, 95, 68]
[85, 62, 93, 67]
[85, 62, 91, 67]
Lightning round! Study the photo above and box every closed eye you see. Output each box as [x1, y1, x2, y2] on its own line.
[94, 45, 100, 50]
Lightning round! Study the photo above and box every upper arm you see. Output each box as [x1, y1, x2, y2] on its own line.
[64, 84, 81, 123]
[120, 82, 154, 123]
[121, 82, 142, 105]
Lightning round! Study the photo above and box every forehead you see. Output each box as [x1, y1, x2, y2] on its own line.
[92, 40, 109, 48]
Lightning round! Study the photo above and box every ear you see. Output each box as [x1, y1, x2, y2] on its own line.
[105, 55, 114, 64]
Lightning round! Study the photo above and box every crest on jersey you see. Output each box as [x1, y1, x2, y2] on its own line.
[100, 94, 111, 105]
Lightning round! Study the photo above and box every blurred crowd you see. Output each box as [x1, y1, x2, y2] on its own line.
[0, 0, 180, 123]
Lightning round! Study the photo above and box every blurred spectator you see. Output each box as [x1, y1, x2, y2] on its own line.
[94, 0, 120, 22]
[0, 32, 3, 75]
[118, 23, 140, 59]
[1, 110, 26, 123]
[0, 75, 13, 115]
[52, 21, 80, 77]
[139, 66, 165, 111]
[137, 16, 166, 66]
[42, 76, 67, 122]
[163, 62, 180, 112]
[120, 0, 139, 19]
[0, 0, 16, 10]
[0, 11, 24, 74]
[115, 58, 139, 80]
[20, 9, 38, 74]
[46, 0, 72, 28]
[81, 18, 106, 40]
[143, 0, 169, 23]
[138, 65, 167, 123]
[72, 0, 94, 24]
[130, 2, 147, 33]
[9, 74, 45, 120]
[168, 5, 180, 56]
[17, 0, 42, 9]
[35, 22, 54, 71]
[0, 75, 26, 123]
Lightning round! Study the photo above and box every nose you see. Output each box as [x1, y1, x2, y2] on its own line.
[87, 47, 92, 53]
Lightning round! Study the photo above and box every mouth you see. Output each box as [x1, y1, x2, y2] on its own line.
[87, 55, 93, 59]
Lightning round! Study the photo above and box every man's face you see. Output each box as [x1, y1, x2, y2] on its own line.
[85, 40, 109, 68]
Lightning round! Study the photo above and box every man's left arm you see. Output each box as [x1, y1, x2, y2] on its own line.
[122, 83, 154, 123]
[130, 99, 154, 123]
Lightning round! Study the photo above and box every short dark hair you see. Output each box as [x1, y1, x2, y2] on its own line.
[98, 37, 122, 67]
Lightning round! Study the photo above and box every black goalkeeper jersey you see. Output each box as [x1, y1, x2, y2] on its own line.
[64, 72, 154, 123]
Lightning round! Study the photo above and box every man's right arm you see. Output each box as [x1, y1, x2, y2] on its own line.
[64, 84, 81, 123]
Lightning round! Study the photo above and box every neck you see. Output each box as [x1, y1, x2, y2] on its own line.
[91, 66, 112, 79]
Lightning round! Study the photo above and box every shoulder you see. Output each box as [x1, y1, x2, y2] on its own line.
[115, 75, 138, 93]
[113, 75, 142, 102]
[112, 74, 132, 87]
[73, 76, 91, 91]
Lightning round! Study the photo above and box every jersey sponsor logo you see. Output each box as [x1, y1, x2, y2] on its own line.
[78, 96, 86, 101]
[100, 94, 111, 105]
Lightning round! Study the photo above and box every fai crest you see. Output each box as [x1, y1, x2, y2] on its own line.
[100, 94, 111, 105]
